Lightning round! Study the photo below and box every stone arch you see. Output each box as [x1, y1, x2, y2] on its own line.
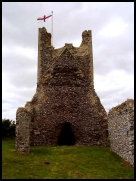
[57, 122, 75, 146]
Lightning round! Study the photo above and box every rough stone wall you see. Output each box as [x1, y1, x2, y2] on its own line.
[108, 99, 134, 166]
[15, 108, 31, 152]
[16, 27, 108, 150]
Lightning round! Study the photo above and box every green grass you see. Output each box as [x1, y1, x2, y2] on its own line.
[2, 139, 134, 179]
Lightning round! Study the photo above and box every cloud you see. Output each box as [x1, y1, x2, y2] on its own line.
[99, 18, 128, 37]
[2, 2, 134, 120]
[94, 69, 134, 111]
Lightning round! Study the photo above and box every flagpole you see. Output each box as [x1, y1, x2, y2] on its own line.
[51, 11, 53, 46]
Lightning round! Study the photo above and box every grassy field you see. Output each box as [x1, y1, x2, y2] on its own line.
[2, 139, 134, 179]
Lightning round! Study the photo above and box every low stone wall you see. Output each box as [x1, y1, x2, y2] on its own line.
[108, 99, 134, 166]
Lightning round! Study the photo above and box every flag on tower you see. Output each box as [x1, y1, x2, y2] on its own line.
[37, 14, 52, 22]
[37, 12, 53, 46]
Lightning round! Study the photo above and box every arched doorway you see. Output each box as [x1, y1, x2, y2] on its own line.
[58, 122, 75, 146]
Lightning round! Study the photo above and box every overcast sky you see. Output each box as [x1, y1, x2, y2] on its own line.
[2, 2, 134, 121]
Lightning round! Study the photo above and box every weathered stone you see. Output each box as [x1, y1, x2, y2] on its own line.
[108, 99, 134, 167]
[15, 107, 31, 152]
[15, 27, 108, 152]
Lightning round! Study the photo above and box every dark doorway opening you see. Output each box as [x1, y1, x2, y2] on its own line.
[58, 122, 75, 146]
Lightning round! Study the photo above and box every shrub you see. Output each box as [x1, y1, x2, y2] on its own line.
[2, 119, 16, 138]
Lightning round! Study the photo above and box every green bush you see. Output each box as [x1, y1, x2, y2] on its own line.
[2, 119, 16, 138]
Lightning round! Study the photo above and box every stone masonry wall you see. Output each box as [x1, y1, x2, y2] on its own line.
[16, 27, 108, 151]
[15, 108, 31, 152]
[108, 99, 134, 166]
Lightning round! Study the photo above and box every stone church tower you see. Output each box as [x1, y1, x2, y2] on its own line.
[16, 27, 108, 152]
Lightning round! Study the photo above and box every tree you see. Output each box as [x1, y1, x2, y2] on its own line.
[2, 119, 16, 138]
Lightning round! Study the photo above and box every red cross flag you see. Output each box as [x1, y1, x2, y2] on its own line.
[37, 14, 52, 22]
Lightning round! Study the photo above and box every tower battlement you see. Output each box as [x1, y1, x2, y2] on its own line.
[37, 27, 94, 87]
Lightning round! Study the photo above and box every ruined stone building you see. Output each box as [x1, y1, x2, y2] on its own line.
[108, 99, 134, 167]
[16, 27, 108, 152]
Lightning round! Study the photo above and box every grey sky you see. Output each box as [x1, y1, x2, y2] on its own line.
[2, 2, 134, 121]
